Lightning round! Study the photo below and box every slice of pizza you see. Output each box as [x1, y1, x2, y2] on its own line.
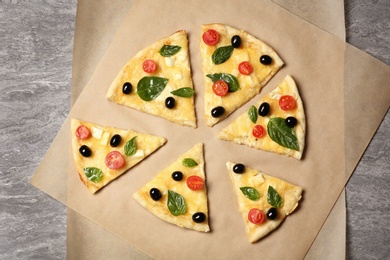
[133, 143, 210, 232]
[200, 23, 284, 126]
[226, 161, 302, 243]
[219, 75, 306, 160]
[71, 118, 166, 193]
[106, 30, 196, 128]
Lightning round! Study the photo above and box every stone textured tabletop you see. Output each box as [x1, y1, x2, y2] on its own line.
[1, 1, 389, 259]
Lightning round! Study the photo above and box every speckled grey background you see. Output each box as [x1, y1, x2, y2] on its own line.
[0, 0, 389, 259]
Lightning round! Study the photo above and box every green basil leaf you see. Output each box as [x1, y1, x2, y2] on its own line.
[240, 186, 260, 201]
[267, 117, 299, 151]
[159, 44, 181, 57]
[206, 73, 240, 92]
[124, 136, 137, 156]
[167, 190, 186, 216]
[182, 158, 198, 167]
[248, 106, 258, 123]
[267, 186, 283, 208]
[170, 87, 195, 98]
[137, 76, 168, 101]
[212, 45, 234, 64]
[84, 167, 103, 183]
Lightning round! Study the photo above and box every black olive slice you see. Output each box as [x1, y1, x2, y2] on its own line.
[258, 102, 271, 117]
[266, 207, 278, 220]
[110, 134, 122, 147]
[149, 188, 162, 201]
[192, 212, 206, 223]
[122, 82, 133, 94]
[231, 35, 241, 48]
[285, 117, 298, 128]
[165, 97, 175, 109]
[260, 55, 272, 65]
[211, 106, 225, 118]
[233, 163, 245, 174]
[79, 145, 92, 157]
[171, 171, 183, 181]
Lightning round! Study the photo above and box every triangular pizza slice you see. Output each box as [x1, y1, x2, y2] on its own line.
[133, 143, 210, 232]
[71, 118, 166, 193]
[107, 30, 196, 127]
[219, 75, 306, 160]
[200, 23, 284, 126]
[226, 161, 302, 243]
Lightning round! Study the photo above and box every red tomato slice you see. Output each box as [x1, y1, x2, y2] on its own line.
[202, 29, 220, 46]
[187, 175, 204, 191]
[248, 208, 265, 225]
[142, 59, 157, 73]
[238, 61, 253, 75]
[252, 125, 266, 138]
[279, 95, 296, 111]
[75, 125, 90, 140]
[105, 151, 125, 170]
[212, 80, 229, 96]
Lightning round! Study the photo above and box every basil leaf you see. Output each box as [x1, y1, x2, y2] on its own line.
[167, 190, 186, 216]
[137, 76, 168, 101]
[124, 136, 137, 156]
[267, 117, 299, 151]
[248, 106, 258, 123]
[240, 186, 260, 201]
[182, 158, 198, 167]
[267, 186, 283, 208]
[170, 87, 195, 98]
[84, 167, 103, 183]
[212, 45, 234, 64]
[159, 44, 181, 57]
[206, 73, 240, 92]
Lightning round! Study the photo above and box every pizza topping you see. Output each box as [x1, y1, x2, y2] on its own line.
[212, 80, 229, 96]
[285, 117, 298, 128]
[91, 126, 103, 139]
[182, 158, 198, 167]
[105, 151, 125, 170]
[202, 29, 220, 46]
[248, 106, 258, 123]
[252, 125, 266, 138]
[266, 207, 278, 220]
[240, 187, 260, 201]
[192, 212, 206, 223]
[187, 175, 204, 191]
[165, 97, 176, 109]
[159, 44, 181, 57]
[84, 167, 103, 183]
[258, 102, 270, 117]
[248, 208, 266, 225]
[122, 82, 133, 94]
[142, 59, 157, 73]
[110, 134, 122, 147]
[233, 163, 245, 174]
[171, 171, 183, 181]
[124, 136, 137, 156]
[279, 95, 296, 111]
[238, 61, 253, 75]
[267, 117, 299, 151]
[211, 106, 225, 118]
[260, 55, 272, 65]
[75, 125, 90, 140]
[167, 190, 187, 216]
[212, 45, 234, 65]
[207, 73, 240, 93]
[170, 87, 195, 98]
[137, 76, 168, 101]
[150, 188, 162, 201]
[231, 35, 242, 48]
[79, 145, 92, 157]
[267, 186, 283, 208]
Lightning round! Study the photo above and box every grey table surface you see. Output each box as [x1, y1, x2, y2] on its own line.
[1, 1, 389, 259]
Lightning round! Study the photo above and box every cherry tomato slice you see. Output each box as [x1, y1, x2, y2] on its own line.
[75, 125, 90, 140]
[248, 208, 265, 225]
[202, 29, 220, 46]
[105, 151, 125, 170]
[187, 175, 204, 191]
[142, 59, 157, 73]
[252, 125, 266, 138]
[238, 61, 253, 75]
[212, 80, 229, 96]
[279, 95, 296, 111]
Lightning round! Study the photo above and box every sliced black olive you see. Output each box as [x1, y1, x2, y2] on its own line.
[285, 117, 298, 128]
[260, 55, 272, 65]
[122, 82, 133, 94]
[211, 106, 225, 118]
[231, 35, 241, 48]
[165, 97, 175, 109]
[149, 188, 162, 201]
[110, 134, 122, 147]
[233, 163, 245, 174]
[171, 171, 183, 181]
[266, 207, 278, 220]
[79, 145, 92, 157]
[192, 212, 206, 223]
[258, 102, 270, 117]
